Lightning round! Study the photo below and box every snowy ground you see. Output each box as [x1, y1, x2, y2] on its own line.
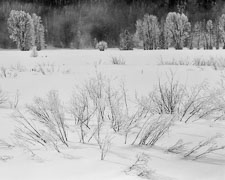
[0, 49, 225, 180]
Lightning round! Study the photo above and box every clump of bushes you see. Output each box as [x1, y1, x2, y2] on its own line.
[111, 56, 126, 65]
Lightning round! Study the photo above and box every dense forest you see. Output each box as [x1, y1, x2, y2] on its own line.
[0, 0, 224, 49]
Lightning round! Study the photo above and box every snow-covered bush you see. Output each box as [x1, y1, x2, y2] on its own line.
[119, 29, 133, 50]
[8, 10, 33, 51]
[31, 13, 45, 51]
[96, 41, 107, 51]
[166, 12, 191, 49]
[135, 14, 160, 50]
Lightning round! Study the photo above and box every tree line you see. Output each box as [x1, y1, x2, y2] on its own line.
[0, 0, 224, 49]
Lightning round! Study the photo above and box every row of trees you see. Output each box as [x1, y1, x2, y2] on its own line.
[120, 12, 225, 50]
[7, 10, 45, 51]
[7, 10, 225, 50]
[1, 0, 224, 49]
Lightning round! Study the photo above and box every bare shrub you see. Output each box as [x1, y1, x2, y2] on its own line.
[150, 72, 185, 114]
[8, 90, 20, 109]
[167, 139, 189, 154]
[33, 62, 70, 75]
[26, 91, 68, 146]
[180, 85, 221, 123]
[84, 72, 107, 142]
[159, 57, 225, 70]
[133, 115, 174, 146]
[10, 62, 27, 72]
[95, 131, 113, 160]
[125, 153, 154, 179]
[111, 56, 126, 65]
[70, 87, 96, 143]
[14, 110, 48, 147]
[123, 94, 151, 144]
[14, 91, 68, 152]
[0, 66, 18, 78]
[0, 139, 14, 149]
[184, 135, 225, 159]
[192, 57, 225, 70]
[158, 58, 190, 66]
[106, 82, 126, 132]
[0, 155, 13, 162]
[179, 85, 206, 123]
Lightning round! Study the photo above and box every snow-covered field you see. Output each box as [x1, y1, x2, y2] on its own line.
[0, 49, 225, 180]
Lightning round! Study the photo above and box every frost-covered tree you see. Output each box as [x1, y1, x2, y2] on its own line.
[32, 13, 45, 51]
[119, 29, 133, 50]
[214, 20, 220, 49]
[159, 22, 169, 49]
[135, 14, 160, 50]
[8, 10, 33, 51]
[193, 21, 204, 49]
[206, 20, 213, 49]
[219, 14, 225, 49]
[166, 12, 191, 49]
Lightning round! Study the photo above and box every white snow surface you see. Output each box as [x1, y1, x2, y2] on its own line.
[0, 49, 225, 180]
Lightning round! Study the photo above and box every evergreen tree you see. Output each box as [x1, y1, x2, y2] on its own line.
[7, 10, 33, 51]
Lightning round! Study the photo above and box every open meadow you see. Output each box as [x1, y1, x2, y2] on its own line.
[0, 49, 225, 180]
